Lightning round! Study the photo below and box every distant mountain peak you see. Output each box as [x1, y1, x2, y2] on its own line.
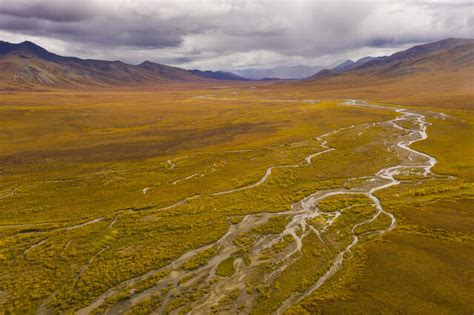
[333, 60, 355, 72]
[234, 64, 325, 79]
[19, 40, 40, 47]
[313, 56, 380, 79]
[140, 60, 155, 66]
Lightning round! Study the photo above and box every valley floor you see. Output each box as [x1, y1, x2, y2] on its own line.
[0, 86, 473, 314]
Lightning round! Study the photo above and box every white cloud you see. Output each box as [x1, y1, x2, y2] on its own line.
[0, 0, 472, 69]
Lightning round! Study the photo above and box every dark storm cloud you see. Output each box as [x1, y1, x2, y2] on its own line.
[0, 14, 185, 48]
[0, 0, 96, 22]
[364, 36, 437, 48]
[0, 0, 211, 48]
[0, 0, 472, 69]
[367, 38, 397, 47]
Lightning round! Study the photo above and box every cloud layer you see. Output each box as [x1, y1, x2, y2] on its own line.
[0, 0, 472, 70]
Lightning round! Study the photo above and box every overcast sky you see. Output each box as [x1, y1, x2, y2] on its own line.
[0, 0, 472, 70]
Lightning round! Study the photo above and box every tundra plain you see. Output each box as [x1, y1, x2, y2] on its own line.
[0, 84, 473, 314]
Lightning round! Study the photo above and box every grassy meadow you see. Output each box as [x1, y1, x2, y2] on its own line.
[0, 83, 472, 314]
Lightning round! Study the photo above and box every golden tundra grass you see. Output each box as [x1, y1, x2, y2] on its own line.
[0, 83, 472, 314]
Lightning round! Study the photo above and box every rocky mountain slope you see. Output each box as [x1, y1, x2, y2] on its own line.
[0, 41, 246, 89]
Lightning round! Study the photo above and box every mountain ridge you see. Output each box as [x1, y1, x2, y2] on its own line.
[310, 37, 474, 80]
[0, 40, 248, 89]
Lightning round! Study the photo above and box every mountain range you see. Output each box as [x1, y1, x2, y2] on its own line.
[0, 41, 246, 89]
[310, 38, 474, 79]
[0, 38, 472, 90]
[233, 65, 325, 80]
